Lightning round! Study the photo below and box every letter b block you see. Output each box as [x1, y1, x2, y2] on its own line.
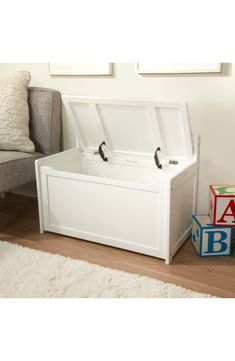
[209, 185, 235, 226]
[192, 215, 232, 257]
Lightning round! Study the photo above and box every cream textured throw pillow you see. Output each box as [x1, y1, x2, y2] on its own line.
[0, 71, 35, 152]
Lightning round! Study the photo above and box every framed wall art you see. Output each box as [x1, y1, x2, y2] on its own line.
[48, 63, 113, 76]
[136, 63, 222, 74]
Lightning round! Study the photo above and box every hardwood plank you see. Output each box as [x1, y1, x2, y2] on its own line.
[0, 193, 235, 297]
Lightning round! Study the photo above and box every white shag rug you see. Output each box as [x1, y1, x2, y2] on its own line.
[0, 241, 213, 298]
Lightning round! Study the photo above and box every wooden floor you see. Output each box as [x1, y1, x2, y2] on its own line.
[0, 193, 235, 298]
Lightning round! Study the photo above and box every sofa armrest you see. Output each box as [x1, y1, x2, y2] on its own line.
[28, 87, 61, 156]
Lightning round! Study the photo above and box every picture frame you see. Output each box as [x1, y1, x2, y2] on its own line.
[48, 63, 113, 76]
[136, 63, 222, 74]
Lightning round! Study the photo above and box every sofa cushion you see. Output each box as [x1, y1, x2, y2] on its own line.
[0, 71, 35, 153]
[0, 151, 44, 192]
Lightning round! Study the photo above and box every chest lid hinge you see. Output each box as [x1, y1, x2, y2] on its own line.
[168, 160, 179, 165]
[95, 141, 108, 162]
[154, 147, 162, 169]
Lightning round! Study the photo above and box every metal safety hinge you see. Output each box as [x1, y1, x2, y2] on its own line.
[154, 147, 162, 169]
[169, 160, 179, 165]
[98, 141, 108, 162]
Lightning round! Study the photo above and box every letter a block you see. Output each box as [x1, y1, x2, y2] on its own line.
[209, 185, 235, 226]
[192, 215, 232, 257]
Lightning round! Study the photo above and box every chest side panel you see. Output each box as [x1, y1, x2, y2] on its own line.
[169, 165, 198, 258]
[41, 171, 165, 258]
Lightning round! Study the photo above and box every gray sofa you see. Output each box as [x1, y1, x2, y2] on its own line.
[0, 87, 61, 193]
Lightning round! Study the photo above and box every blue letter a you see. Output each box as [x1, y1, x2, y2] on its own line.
[204, 231, 228, 254]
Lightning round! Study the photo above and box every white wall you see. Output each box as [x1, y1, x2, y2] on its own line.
[0, 63, 234, 213]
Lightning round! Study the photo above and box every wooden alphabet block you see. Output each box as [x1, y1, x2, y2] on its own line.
[192, 215, 232, 257]
[209, 185, 235, 226]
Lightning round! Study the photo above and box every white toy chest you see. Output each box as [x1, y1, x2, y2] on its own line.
[35, 96, 199, 264]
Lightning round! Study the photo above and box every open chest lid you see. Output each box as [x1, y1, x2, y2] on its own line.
[62, 95, 194, 165]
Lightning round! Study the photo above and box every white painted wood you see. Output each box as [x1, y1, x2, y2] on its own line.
[36, 97, 199, 264]
[35, 161, 44, 234]
[40, 169, 165, 257]
[62, 96, 194, 163]
[169, 164, 198, 259]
